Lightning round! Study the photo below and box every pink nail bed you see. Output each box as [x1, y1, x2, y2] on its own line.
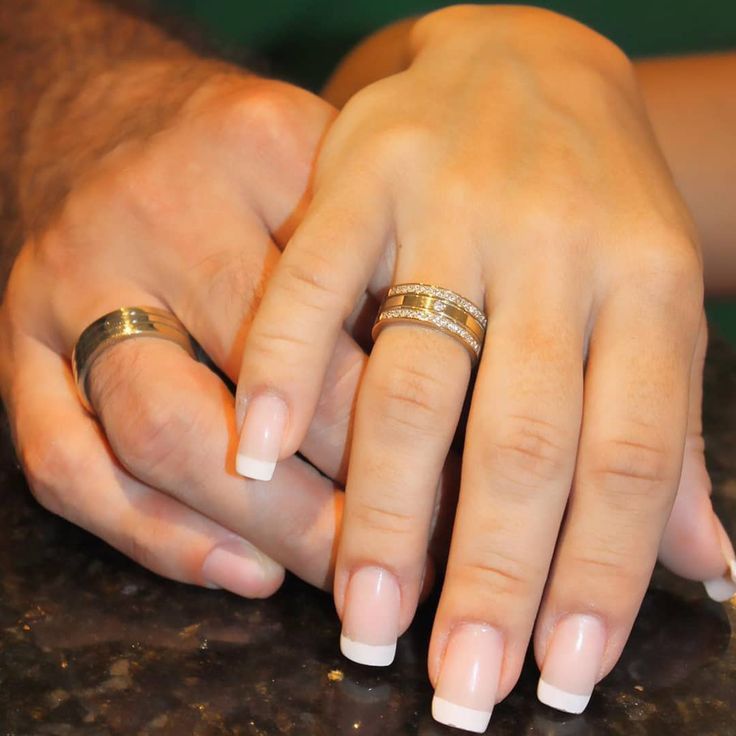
[537, 614, 606, 714]
[432, 624, 504, 733]
[340, 567, 400, 666]
[236, 394, 288, 481]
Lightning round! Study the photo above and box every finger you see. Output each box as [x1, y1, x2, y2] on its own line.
[8, 336, 285, 597]
[533, 271, 702, 715]
[42, 193, 365, 487]
[659, 313, 736, 599]
[80, 334, 344, 590]
[234, 177, 390, 480]
[336, 318, 472, 666]
[427, 282, 586, 732]
[148, 211, 367, 483]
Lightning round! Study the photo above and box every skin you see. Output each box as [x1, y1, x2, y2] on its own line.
[321, 12, 736, 585]
[0, 0, 358, 595]
[236, 3, 735, 707]
[0, 0, 732, 720]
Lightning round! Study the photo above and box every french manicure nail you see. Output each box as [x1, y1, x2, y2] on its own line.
[537, 614, 606, 714]
[202, 539, 274, 596]
[703, 517, 736, 602]
[236, 394, 288, 481]
[340, 567, 400, 666]
[432, 624, 503, 733]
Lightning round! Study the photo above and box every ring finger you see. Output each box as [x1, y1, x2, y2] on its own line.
[428, 269, 587, 732]
[335, 233, 485, 666]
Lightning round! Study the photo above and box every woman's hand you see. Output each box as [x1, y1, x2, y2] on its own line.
[0, 70, 369, 597]
[235, 5, 733, 729]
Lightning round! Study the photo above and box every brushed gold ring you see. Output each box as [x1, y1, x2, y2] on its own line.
[72, 306, 195, 414]
[372, 283, 487, 362]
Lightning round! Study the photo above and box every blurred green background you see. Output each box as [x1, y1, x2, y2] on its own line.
[159, 0, 736, 343]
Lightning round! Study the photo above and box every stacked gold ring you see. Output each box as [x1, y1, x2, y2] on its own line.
[72, 306, 195, 413]
[372, 283, 487, 362]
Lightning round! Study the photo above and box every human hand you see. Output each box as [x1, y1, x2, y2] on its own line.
[0, 69, 366, 598]
[235, 5, 735, 729]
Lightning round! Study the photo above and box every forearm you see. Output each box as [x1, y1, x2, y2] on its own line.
[323, 20, 736, 294]
[635, 53, 736, 295]
[0, 0, 237, 290]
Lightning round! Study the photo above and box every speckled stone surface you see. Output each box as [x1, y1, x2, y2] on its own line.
[0, 340, 734, 736]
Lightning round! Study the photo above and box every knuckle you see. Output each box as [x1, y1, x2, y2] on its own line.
[364, 119, 434, 167]
[50, 148, 171, 248]
[311, 349, 364, 445]
[566, 547, 649, 589]
[189, 249, 260, 326]
[451, 551, 537, 601]
[484, 414, 573, 490]
[32, 227, 77, 286]
[104, 152, 175, 229]
[246, 323, 315, 365]
[120, 527, 159, 573]
[626, 234, 703, 304]
[117, 390, 199, 476]
[436, 165, 489, 217]
[519, 195, 584, 245]
[370, 359, 452, 436]
[586, 437, 673, 504]
[379, 120, 435, 161]
[116, 497, 175, 575]
[350, 501, 419, 539]
[278, 249, 350, 315]
[19, 432, 81, 518]
[93, 348, 204, 478]
[213, 82, 300, 155]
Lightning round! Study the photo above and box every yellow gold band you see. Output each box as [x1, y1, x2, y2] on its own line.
[72, 306, 195, 413]
[380, 293, 486, 343]
[372, 283, 487, 362]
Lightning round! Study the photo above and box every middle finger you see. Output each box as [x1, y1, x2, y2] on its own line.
[429, 270, 587, 732]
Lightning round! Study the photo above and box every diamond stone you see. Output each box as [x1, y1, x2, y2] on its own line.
[386, 283, 487, 328]
[377, 306, 481, 358]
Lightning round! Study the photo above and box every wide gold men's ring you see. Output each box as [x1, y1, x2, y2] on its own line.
[372, 283, 488, 362]
[72, 306, 195, 414]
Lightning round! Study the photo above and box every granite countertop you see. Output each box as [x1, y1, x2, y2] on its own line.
[0, 341, 734, 736]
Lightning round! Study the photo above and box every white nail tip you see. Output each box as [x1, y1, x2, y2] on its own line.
[537, 679, 591, 714]
[431, 697, 492, 733]
[340, 635, 396, 666]
[236, 455, 276, 481]
[703, 575, 736, 602]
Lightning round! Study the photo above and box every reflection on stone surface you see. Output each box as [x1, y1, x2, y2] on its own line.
[0, 338, 734, 733]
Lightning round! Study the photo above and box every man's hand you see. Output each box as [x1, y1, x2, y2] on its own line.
[0, 44, 379, 596]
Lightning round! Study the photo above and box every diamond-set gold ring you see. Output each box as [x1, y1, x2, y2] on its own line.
[372, 283, 487, 362]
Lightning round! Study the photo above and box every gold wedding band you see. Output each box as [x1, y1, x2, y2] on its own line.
[72, 306, 195, 414]
[372, 283, 487, 362]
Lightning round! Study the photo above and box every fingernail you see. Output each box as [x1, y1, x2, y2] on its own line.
[703, 516, 736, 602]
[202, 539, 279, 597]
[340, 567, 400, 666]
[537, 614, 606, 714]
[236, 394, 288, 481]
[432, 624, 503, 733]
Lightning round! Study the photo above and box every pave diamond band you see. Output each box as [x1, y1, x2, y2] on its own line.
[386, 283, 487, 328]
[372, 283, 487, 362]
[381, 293, 486, 340]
